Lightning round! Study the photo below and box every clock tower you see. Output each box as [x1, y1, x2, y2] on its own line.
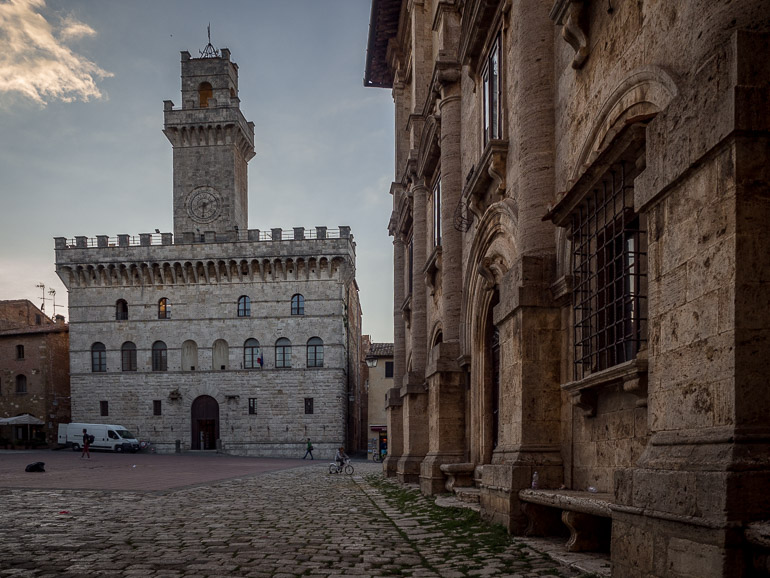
[163, 46, 255, 240]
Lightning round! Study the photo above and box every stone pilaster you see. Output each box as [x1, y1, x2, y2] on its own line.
[383, 387, 403, 478]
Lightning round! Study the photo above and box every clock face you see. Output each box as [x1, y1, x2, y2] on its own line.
[187, 187, 221, 223]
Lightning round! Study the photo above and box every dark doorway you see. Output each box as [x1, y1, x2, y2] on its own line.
[191, 395, 219, 450]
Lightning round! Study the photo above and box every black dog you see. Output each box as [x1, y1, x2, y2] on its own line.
[25, 462, 45, 473]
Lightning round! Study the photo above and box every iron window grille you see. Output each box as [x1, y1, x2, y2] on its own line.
[304, 397, 314, 415]
[571, 162, 647, 381]
[307, 337, 324, 367]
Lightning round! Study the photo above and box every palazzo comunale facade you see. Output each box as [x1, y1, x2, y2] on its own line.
[365, 0, 770, 576]
[55, 47, 361, 458]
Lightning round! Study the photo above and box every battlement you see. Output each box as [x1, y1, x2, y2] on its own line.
[54, 226, 352, 250]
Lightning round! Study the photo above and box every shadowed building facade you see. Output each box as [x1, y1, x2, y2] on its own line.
[365, 0, 770, 575]
[55, 47, 362, 457]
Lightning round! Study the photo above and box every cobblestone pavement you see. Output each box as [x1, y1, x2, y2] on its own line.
[0, 458, 590, 577]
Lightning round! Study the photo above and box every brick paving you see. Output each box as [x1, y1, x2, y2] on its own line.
[0, 451, 590, 577]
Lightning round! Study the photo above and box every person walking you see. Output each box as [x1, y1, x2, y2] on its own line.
[81, 428, 91, 459]
[302, 438, 314, 460]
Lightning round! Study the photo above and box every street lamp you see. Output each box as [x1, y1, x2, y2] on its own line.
[365, 357, 377, 368]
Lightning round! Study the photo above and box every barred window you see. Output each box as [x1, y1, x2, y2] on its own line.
[572, 162, 647, 380]
[304, 397, 314, 415]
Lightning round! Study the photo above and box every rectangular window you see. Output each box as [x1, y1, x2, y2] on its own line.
[153, 400, 162, 416]
[304, 397, 314, 415]
[482, 34, 501, 147]
[100, 401, 109, 417]
[385, 361, 394, 378]
[408, 237, 414, 296]
[16, 345, 24, 360]
[249, 398, 258, 415]
[433, 177, 442, 247]
[572, 162, 647, 380]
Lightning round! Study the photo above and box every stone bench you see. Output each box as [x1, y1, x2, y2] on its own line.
[439, 462, 476, 492]
[519, 488, 613, 552]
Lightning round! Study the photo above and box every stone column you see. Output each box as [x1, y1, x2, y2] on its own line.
[478, 1, 561, 532]
[385, 235, 407, 477]
[397, 182, 429, 483]
[420, 74, 468, 494]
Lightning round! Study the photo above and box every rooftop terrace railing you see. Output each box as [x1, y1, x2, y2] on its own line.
[55, 226, 352, 250]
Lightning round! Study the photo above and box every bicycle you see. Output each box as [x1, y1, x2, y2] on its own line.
[329, 458, 354, 475]
[372, 451, 386, 463]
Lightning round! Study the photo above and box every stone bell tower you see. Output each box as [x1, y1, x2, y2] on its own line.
[163, 44, 255, 240]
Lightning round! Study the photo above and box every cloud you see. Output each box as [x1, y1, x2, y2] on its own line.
[0, 0, 112, 105]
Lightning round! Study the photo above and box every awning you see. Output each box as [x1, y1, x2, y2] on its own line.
[0, 414, 45, 425]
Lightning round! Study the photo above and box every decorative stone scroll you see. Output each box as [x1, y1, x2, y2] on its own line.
[550, 0, 589, 69]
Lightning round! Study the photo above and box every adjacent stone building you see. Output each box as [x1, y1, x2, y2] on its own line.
[0, 300, 70, 445]
[365, 0, 770, 575]
[55, 46, 361, 457]
[365, 339, 394, 460]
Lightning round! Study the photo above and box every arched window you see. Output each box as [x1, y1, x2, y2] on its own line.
[237, 295, 251, 317]
[275, 338, 292, 368]
[15, 375, 27, 394]
[91, 342, 106, 372]
[158, 298, 170, 319]
[212, 339, 229, 370]
[243, 338, 262, 369]
[121, 342, 137, 372]
[116, 299, 128, 321]
[199, 82, 213, 107]
[182, 340, 198, 371]
[291, 294, 305, 315]
[307, 337, 324, 368]
[152, 341, 167, 371]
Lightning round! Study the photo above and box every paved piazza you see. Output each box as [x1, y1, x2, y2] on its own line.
[0, 451, 593, 577]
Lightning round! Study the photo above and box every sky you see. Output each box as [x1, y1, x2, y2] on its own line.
[0, 0, 396, 342]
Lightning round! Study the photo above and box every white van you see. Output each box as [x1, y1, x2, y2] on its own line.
[58, 422, 140, 453]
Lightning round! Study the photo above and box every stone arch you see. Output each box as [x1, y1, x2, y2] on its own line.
[572, 66, 678, 185]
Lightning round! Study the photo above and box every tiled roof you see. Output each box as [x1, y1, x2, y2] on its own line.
[368, 342, 394, 357]
[0, 324, 68, 338]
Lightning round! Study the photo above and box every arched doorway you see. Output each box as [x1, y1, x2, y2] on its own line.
[191, 395, 219, 450]
[482, 290, 500, 464]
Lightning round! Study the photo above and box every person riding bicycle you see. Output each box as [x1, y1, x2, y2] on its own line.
[335, 446, 348, 468]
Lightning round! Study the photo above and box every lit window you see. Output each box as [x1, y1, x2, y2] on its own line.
[482, 34, 501, 146]
[291, 294, 305, 316]
[152, 341, 167, 372]
[244, 338, 262, 369]
[237, 295, 251, 317]
[91, 342, 106, 372]
[121, 342, 137, 372]
[199, 82, 213, 107]
[158, 298, 170, 319]
[275, 338, 292, 368]
[307, 337, 324, 368]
